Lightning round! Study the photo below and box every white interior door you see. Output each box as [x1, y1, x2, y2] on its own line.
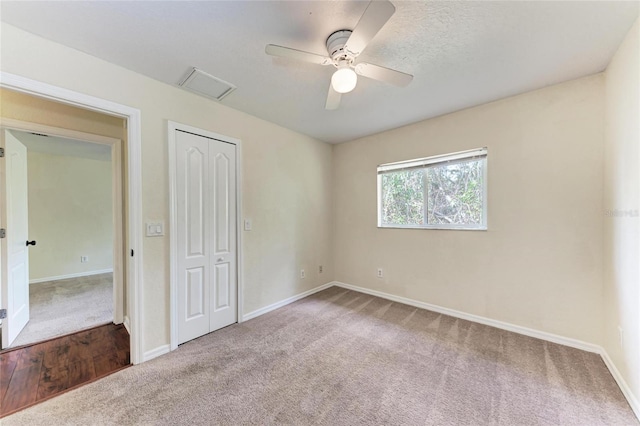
[209, 138, 237, 331]
[176, 130, 237, 345]
[2, 130, 30, 348]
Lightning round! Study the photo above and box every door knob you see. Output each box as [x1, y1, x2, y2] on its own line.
[26, 240, 37, 246]
[217, 257, 224, 262]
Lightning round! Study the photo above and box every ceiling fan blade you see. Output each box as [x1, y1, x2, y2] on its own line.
[354, 62, 413, 87]
[343, 0, 396, 57]
[325, 84, 342, 110]
[265, 44, 332, 66]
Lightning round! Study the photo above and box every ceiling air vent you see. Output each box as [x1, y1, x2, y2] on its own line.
[178, 67, 236, 101]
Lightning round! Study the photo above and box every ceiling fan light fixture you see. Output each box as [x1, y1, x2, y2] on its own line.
[265, 0, 407, 109]
[331, 67, 357, 94]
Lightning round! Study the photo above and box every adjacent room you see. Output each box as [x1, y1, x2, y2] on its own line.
[0, 1, 638, 424]
[8, 129, 114, 348]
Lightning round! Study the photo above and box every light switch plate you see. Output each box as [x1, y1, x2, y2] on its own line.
[146, 221, 164, 237]
[244, 219, 252, 231]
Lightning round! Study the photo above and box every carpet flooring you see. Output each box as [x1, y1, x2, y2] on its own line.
[3, 287, 637, 425]
[10, 273, 113, 348]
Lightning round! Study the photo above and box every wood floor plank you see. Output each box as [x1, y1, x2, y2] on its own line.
[113, 325, 129, 350]
[93, 353, 121, 377]
[2, 346, 44, 414]
[67, 359, 96, 389]
[14, 345, 46, 371]
[41, 336, 71, 370]
[116, 349, 131, 367]
[0, 323, 130, 418]
[36, 365, 70, 401]
[2, 365, 42, 413]
[36, 339, 72, 401]
[0, 350, 21, 404]
[90, 327, 116, 359]
[67, 333, 93, 364]
[80, 327, 101, 345]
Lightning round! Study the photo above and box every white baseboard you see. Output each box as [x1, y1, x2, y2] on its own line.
[333, 281, 601, 353]
[600, 349, 640, 420]
[143, 344, 171, 362]
[333, 281, 639, 421]
[242, 281, 335, 322]
[29, 268, 113, 284]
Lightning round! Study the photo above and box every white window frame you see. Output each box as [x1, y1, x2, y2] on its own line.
[377, 147, 488, 230]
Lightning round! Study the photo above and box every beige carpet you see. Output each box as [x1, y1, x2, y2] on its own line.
[10, 273, 113, 347]
[3, 287, 637, 425]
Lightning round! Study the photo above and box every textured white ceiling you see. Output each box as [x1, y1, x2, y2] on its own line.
[1, 1, 637, 143]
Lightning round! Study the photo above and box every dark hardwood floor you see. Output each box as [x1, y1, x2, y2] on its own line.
[0, 323, 130, 418]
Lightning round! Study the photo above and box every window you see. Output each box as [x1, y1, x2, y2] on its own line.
[377, 148, 487, 230]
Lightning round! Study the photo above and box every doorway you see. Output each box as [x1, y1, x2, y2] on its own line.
[3, 127, 122, 348]
[168, 122, 242, 349]
[0, 72, 143, 364]
[0, 122, 124, 349]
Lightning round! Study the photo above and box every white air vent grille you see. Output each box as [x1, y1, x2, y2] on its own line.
[178, 68, 236, 101]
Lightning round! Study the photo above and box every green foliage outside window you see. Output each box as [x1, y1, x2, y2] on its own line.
[427, 160, 483, 225]
[380, 159, 484, 227]
[381, 169, 424, 225]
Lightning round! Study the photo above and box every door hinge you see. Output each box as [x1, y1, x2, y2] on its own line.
[0, 229, 5, 239]
[0, 309, 6, 320]
[0, 147, 4, 158]
[131, 249, 134, 257]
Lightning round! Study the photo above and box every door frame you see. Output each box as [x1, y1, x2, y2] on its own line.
[0, 119, 125, 329]
[0, 71, 144, 364]
[167, 120, 244, 351]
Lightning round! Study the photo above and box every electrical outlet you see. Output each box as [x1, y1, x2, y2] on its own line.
[81, 256, 89, 263]
[319, 265, 323, 274]
[377, 268, 383, 278]
[300, 269, 305, 279]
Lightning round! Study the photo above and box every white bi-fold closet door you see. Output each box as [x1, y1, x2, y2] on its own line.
[175, 129, 237, 345]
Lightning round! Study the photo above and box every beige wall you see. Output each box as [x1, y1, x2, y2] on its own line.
[0, 24, 334, 353]
[243, 129, 333, 312]
[26, 150, 113, 281]
[604, 18, 640, 409]
[0, 88, 125, 140]
[333, 74, 605, 345]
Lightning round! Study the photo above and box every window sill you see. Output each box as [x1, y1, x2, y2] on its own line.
[378, 225, 487, 231]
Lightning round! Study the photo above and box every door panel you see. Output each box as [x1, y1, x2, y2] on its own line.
[186, 147, 205, 258]
[186, 267, 205, 319]
[210, 142, 236, 331]
[214, 263, 230, 310]
[176, 133, 210, 344]
[214, 153, 230, 253]
[2, 130, 30, 348]
[176, 130, 237, 345]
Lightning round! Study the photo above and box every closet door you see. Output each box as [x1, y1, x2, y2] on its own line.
[209, 140, 237, 331]
[175, 130, 237, 345]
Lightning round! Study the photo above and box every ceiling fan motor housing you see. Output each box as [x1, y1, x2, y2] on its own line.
[326, 30, 353, 65]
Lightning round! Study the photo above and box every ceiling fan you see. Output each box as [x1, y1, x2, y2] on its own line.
[265, 0, 413, 110]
